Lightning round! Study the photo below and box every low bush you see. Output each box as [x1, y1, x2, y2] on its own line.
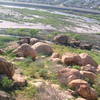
[0, 76, 13, 90]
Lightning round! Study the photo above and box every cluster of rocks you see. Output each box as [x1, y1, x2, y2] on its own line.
[17, 34, 93, 52]
[53, 34, 93, 50]
[0, 36, 99, 100]
[0, 56, 27, 100]
[50, 52, 100, 100]
[12, 37, 53, 61]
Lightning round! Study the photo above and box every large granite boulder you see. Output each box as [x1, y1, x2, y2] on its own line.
[77, 85, 97, 100]
[62, 53, 82, 65]
[0, 57, 15, 78]
[32, 42, 53, 55]
[79, 53, 98, 67]
[58, 68, 82, 85]
[13, 43, 37, 60]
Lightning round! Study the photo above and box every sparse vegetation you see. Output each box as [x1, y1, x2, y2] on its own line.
[94, 74, 100, 96]
[0, 36, 18, 48]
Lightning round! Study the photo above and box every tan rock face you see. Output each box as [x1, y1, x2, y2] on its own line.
[81, 64, 97, 73]
[13, 43, 37, 60]
[58, 68, 82, 85]
[13, 73, 27, 87]
[75, 97, 86, 100]
[62, 53, 82, 65]
[80, 71, 96, 82]
[77, 85, 97, 100]
[68, 79, 88, 88]
[96, 65, 100, 74]
[0, 49, 4, 54]
[53, 34, 69, 45]
[51, 58, 62, 63]
[51, 53, 61, 59]
[0, 57, 15, 78]
[79, 53, 98, 67]
[30, 38, 39, 45]
[32, 42, 53, 55]
[50, 53, 62, 63]
[0, 90, 15, 100]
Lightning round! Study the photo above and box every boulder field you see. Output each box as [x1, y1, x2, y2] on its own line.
[0, 36, 99, 100]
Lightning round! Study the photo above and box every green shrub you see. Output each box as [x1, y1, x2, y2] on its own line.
[72, 65, 81, 70]
[0, 77, 13, 90]
[30, 29, 39, 37]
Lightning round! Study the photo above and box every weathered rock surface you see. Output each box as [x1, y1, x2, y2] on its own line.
[32, 42, 53, 55]
[75, 97, 86, 100]
[13, 69, 27, 87]
[50, 53, 61, 63]
[51, 53, 61, 59]
[68, 79, 88, 88]
[81, 64, 97, 73]
[77, 85, 97, 100]
[80, 53, 98, 67]
[30, 38, 39, 45]
[58, 68, 82, 85]
[13, 43, 37, 60]
[53, 34, 69, 45]
[0, 57, 15, 78]
[62, 53, 82, 65]
[0, 91, 15, 100]
[96, 65, 100, 74]
[37, 82, 74, 100]
[80, 71, 96, 82]
[0, 49, 4, 54]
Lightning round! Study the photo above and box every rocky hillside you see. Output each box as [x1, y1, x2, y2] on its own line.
[0, 34, 100, 100]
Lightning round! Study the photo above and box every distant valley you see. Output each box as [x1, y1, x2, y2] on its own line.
[5, 0, 100, 10]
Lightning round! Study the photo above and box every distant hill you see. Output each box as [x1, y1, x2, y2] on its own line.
[6, 0, 100, 10]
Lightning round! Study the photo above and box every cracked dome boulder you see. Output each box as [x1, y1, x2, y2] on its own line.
[81, 64, 97, 73]
[32, 42, 53, 55]
[0, 57, 15, 78]
[77, 85, 97, 100]
[79, 53, 98, 67]
[58, 68, 82, 85]
[62, 53, 82, 65]
[80, 71, 96, 83]
[13, 43, 37, 60]
[68, 79, 88, 89]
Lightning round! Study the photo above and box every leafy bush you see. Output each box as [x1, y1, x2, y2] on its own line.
[72, 65, 81, 70]
[30, 29, 39, 37]
[0, 77, 13, 90]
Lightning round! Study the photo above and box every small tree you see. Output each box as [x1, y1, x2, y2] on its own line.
[30, 29, 39, 37]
